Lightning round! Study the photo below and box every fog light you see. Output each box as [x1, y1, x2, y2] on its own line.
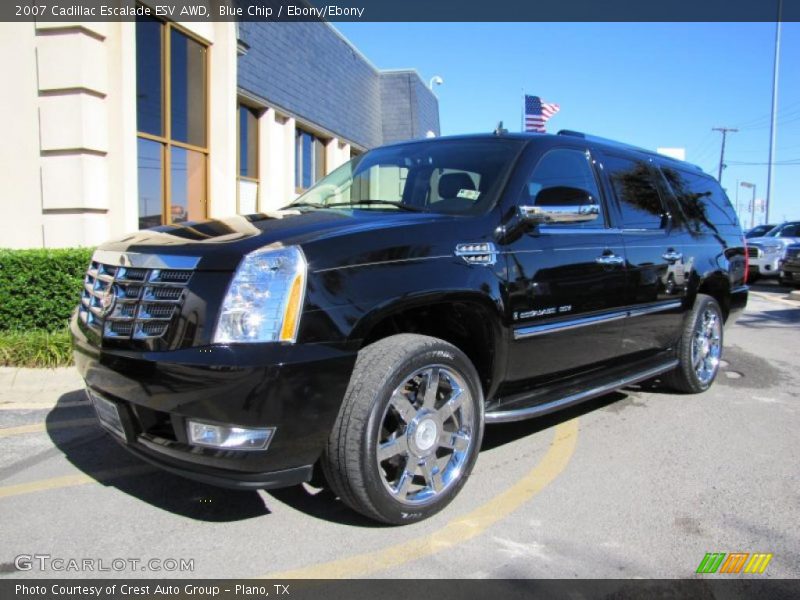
[187, 420, 274, 451]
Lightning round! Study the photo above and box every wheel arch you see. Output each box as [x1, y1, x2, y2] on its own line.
[692, 271, 732, 321]
[350, 292, 507, 400]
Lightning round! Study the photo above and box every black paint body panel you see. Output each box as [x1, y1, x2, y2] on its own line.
[73, 133, 748, 488]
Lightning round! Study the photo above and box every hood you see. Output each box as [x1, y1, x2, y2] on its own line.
[748, 236, 798, 249]
[97, 209, 458, 270]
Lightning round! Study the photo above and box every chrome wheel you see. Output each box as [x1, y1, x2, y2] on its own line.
[376, 365, 475, 506]
[691, 307, 722, 385]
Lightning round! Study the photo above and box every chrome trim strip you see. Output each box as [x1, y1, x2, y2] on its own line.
[627, 300, 683, 319]
[519, 203, 601, 224]
[539, 227, 623, 235]
[514, 311, 627, 340]
[498, 249, 544, 255]
[485, 360, 679, 423]
[313, 254, 452, 274]
[91, 250, 200, 270]
[513, 300, 683, 340]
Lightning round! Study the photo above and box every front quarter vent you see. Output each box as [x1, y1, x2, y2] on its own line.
[455, 242, 498, 266]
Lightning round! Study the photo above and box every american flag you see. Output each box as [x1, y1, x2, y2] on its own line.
[524, 95, 560, 133]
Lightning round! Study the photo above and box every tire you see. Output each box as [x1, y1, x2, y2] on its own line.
[321, 334, 484, 525]
[665, 294, 724, 394]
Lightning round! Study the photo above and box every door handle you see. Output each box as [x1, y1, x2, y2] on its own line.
[595, 254, 625, 266]
[662, 250, 683, 261]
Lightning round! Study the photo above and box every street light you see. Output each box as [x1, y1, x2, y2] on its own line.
[429, 75, 444, 91]
[766, 0, 783, 223]
[740, 182, 756, 229]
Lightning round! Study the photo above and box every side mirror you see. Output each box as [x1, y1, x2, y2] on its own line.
[519, 186, 600, 224]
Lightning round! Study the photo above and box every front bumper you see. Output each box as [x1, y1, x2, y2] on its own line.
[72, 315, 357, 490]
[781, 260, 800, 284]
[749, 253, 782, 276]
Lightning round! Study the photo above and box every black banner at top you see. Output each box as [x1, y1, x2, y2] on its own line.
[3, 0, 799, 22]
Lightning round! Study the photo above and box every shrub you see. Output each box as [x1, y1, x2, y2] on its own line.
[0, 327, 74, 368]
[0, 247, 93, 332]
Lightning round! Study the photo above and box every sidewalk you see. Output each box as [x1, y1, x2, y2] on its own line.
[0, 367, 85, 408]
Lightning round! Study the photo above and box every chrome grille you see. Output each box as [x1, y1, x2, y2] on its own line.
[78, 258, 194, 341]
[747, 246, 761, 259]
[786, 247, 800, 260]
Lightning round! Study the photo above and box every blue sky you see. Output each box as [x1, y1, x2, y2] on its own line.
[336, 22, 800, 225]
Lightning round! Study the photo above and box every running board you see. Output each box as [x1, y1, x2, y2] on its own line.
[485, 360, 679, 424]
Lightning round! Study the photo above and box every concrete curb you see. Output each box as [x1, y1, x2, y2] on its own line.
[0, 367, 85, 408]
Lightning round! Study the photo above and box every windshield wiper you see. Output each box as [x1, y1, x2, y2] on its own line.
[324, 200, 424, 212]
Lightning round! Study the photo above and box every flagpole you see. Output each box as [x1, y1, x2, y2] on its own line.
[521, 89, 524, 133]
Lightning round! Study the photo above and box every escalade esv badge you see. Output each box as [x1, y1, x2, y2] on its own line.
[72, 130, 748, 525]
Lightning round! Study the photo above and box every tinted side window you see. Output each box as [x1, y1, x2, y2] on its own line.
[779, 223, 800, 237]
[661, 166, 738, 233]
[522, 148, 604, 228]
[604, 155, 666, 230]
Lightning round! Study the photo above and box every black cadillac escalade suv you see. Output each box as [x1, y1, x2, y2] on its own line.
[72, 131, 748, 524]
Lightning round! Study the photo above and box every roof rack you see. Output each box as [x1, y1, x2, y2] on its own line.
[557, 130, 652, 154]
[557, 130, 703, 171]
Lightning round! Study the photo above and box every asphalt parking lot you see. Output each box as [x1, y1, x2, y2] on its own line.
[1, 282, 798, 580]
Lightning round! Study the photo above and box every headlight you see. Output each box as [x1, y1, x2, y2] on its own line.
[763, 245, 780, 255]
[213, 245, 307, 344]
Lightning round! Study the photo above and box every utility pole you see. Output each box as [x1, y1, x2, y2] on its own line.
[766, 0, 783, 223]
[713, 127, 738, 184]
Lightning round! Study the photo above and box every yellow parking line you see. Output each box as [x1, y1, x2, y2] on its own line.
[0, 464, 154, 500]
[750, 291, 800, 307]
[0, 418, 97, 438]
[261, 417, 580, 579]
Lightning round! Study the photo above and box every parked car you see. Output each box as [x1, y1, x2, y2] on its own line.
[745, 224, 776, 238]
[72, 131, 748, 524]
[779, 243, 800, 288]
[747, 221, 800, 279]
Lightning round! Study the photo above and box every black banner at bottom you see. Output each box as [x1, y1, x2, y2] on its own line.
[4, 579, 800, 600]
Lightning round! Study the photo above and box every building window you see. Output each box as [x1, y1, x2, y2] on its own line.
[295, 128, 326, 193]
[136, 15, 208, 229]
[237, 103, 259, 213]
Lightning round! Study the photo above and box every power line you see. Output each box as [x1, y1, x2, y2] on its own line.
[727, 160, 800, 166]
[732, 97, 800, 130]
[689, 131, 720, 165]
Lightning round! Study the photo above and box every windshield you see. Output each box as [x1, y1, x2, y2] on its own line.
[288, 139, 523, 215]
[764, 223, 800, 238]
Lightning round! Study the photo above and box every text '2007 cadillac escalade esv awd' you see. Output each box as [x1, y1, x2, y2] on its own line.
[72, 130, 748, 524]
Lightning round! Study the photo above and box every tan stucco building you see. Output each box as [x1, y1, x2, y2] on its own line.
[0, 18, 439, 249]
